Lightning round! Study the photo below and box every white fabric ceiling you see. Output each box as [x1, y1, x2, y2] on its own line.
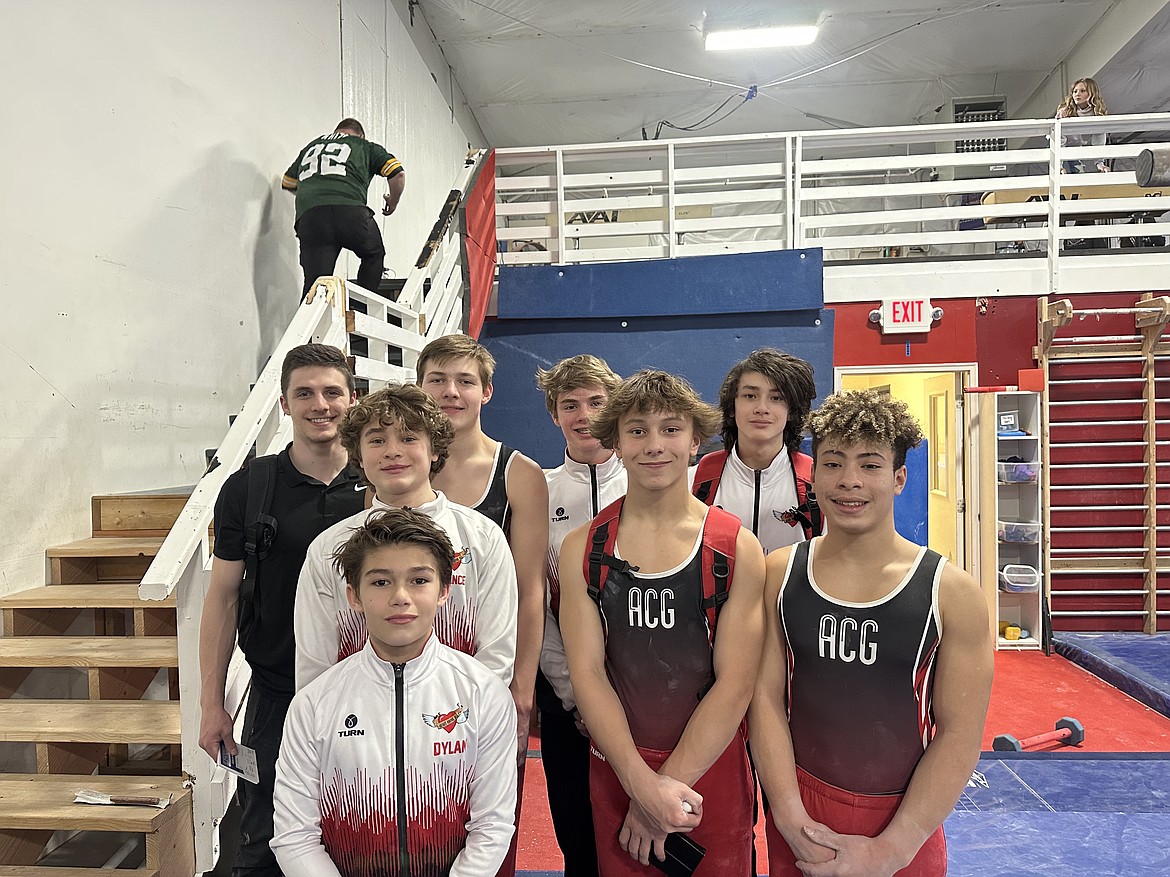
[418, 0, 1170, 147]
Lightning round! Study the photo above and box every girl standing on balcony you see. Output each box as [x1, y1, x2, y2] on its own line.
[1056, 78, 1111, 174]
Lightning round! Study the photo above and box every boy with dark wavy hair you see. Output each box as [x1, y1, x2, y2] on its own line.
[692, 348, 819, 553]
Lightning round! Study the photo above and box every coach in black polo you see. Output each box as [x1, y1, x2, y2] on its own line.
[198, 343, 366, 877]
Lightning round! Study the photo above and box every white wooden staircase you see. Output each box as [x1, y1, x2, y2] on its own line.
[0, 493, 195, 875]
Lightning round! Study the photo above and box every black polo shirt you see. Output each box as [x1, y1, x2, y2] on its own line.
[213, 445, 366, 697]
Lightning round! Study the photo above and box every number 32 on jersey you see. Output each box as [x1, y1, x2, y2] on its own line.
[299, 143, 351, 180]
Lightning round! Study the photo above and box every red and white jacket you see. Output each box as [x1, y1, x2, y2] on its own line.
[294, 492, 517, 691]
[273, 635, 518, 877]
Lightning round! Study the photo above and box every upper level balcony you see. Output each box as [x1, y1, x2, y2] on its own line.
[494, 113, 1170, 303]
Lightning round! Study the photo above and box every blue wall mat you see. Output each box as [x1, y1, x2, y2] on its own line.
[894, 442, 929, 546]
[1055, 633, 1170, 718]
[479, 310, 834, 468]
[496, 249, 823, 320]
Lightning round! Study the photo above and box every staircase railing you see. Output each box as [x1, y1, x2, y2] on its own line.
[138, 149, 488, 873]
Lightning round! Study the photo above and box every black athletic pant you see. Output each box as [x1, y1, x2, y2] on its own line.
[233, 686, 292, 877]
[536, 670, 599, 877]
[295, 204, 386, 298]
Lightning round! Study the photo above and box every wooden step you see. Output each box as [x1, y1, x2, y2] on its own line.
[92, 492, 189, 538]
[0, 637, 178, 669]
[0, 701, 180, 744]
[0, 773, 185, 833]
[0, 774, 191, 876]
[2, 586, 176, 641]
[46, 539, 164, 586]
[0, 868, 160, 877]
[46, 538, 164, 558]
[0, 585, 175, 610]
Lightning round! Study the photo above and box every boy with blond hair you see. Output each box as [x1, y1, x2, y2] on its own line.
[749, 390, 992, 877]
[273, 508, 517, 876]
[293, 384, 517, 691]
[417, 334, 548, 877]
[534, 354, 627, 877]
[560, 370, 766, 875]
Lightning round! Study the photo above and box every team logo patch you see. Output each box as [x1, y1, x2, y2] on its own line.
[451, 547, 472, 571]
[775, 508, 800, 526]
[552, 506, 569, 522]
[338, 714, 365, 738]
[423, 704, 470, 734]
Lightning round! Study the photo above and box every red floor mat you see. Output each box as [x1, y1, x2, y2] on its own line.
[982, 650, 1170, 752]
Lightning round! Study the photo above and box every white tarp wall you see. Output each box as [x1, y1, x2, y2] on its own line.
[0, 0, 483, 608]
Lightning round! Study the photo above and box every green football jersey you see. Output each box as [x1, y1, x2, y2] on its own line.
[282, 133, 402, 220]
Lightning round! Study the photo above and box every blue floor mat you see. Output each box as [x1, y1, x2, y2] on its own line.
[946, 812, 1170, 876]
[958, 756, 1170, 812]
[949, 756, 1170, 874]
[1055, 632, 1170, 717]
[523, 757, 1170, 877]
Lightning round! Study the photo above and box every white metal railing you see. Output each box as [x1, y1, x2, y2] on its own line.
[495, 113, 1170, 285]
[138, 150, 487, 873]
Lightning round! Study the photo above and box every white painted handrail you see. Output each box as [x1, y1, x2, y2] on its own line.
[137, 149, 489, 873]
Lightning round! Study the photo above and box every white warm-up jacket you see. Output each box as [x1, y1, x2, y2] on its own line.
[272, 635, 518, 877]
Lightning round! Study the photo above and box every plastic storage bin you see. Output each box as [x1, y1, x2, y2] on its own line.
[997, 461, 1040, 483]
[999, 564, 1040, 592]
[998, 521, 1041, 543]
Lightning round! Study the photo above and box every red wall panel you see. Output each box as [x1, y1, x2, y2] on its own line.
[974, 296, 1037, 385]
[829, 299, 978, 367]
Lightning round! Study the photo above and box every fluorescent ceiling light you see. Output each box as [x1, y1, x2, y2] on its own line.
[705, 25, 819, 50]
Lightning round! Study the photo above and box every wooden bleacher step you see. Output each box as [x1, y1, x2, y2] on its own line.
[0, 774, 191, 875]
[0, 701, 181, 744]
[0, 869, 160, 877]
[1, 586, 175, 640]
[45, 537, 163, 586]
[91, 491, 190, 538]
[45, 538, 165, 558]
[0, 585, 175, 610]
[0, 637, 178, 669]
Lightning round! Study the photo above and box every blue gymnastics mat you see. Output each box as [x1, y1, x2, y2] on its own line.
[1055, 632, 1170, 718]
[521, 756, 1170, 877]
[941, 756, 1168, 876]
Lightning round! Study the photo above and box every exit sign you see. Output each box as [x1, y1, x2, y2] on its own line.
[879, 297, 934, 334]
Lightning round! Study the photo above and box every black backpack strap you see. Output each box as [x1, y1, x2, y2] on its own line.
[804, 487, 822, 538]
[586, 519, 612, 605]
[585, 498, 637, 608]
[791, 451, 822, 540]
[700, 549, 732, 619]
[692, 450, 727, 505]
[240, 456, 280, 610]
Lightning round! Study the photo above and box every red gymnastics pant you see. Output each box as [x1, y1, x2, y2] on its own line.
[766, 766, 947, 877]
[589, 735, 754, 876]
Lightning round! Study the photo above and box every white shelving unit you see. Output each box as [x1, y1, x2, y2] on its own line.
[976, 391, 1045, 650]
